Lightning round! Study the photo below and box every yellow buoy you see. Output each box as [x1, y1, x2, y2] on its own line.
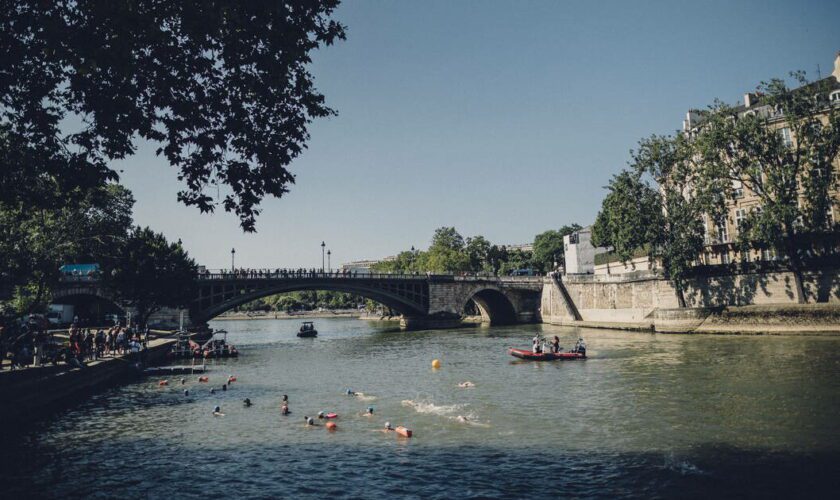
[431, 359, 441, 369]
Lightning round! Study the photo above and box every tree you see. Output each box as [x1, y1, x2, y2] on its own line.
[532, 224, 582, 272]
[0, 183, 135, 313]
[696, 73, 840, 302]
[464, 236, 492, 272]
[425, 227, 469, 273]
[591, 171, 661, 265]
[498, 248, 533, 275]
[110, 227, 197, 327]
[1, 1, 346, 231]
[632, 135, 723, 308]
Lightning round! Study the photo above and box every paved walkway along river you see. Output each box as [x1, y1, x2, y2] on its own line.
[1, 318, 838, 498]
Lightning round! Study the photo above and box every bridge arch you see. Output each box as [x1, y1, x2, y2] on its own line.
[50, 284, 125, 322]
[192, 279, 428, 324]
[462, 286, 518, 325]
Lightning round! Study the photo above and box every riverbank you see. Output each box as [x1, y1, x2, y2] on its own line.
[543, 302, 840, 335]
[0, 337, 176, 428]
[213, 309, 363, 321]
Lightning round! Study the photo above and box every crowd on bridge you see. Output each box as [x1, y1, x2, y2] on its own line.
[199, 268, 544, 280]
[200, 268, 395, 279]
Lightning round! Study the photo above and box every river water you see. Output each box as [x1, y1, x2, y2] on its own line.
[2, 318, 840, 498]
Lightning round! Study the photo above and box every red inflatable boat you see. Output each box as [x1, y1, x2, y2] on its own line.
[508, 348, 586, 361]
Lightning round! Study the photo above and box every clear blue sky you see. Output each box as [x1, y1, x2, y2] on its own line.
[116, 0, 840, 269]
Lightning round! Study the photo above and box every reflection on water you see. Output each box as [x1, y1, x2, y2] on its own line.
[2, 318, 839, 498]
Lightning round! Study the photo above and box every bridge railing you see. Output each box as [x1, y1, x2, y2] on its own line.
[198, 269, 430, 280]
[197, 269, 545, 283]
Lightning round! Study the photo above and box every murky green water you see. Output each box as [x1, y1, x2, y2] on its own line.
[3, 318, 839, 498]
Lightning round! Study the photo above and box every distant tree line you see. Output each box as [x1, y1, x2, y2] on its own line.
[372, 225, 582, 275]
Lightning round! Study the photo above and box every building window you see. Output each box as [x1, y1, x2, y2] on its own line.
[761, 248, 777, 261]
[735, 209, 746, 231]
[830, 91, 840, 103]
[720, 251, 731, 265]
[779, 127, 792, 147]
[717, 223, 729, 243]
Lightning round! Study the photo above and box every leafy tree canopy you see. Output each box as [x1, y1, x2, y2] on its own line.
[532, 224, 582, 272]
[0, 1, 346, 230]
[109, 226, 197, 326]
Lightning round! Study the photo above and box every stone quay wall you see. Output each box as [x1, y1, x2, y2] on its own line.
[541, 267, 840, 334]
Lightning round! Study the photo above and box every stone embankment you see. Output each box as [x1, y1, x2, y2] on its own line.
[542, 267, 840, 335]
[0, 338, 175, 427]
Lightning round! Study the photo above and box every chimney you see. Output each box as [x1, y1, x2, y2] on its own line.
[744, 92, 759, 107]
[833, 51, 840, 82]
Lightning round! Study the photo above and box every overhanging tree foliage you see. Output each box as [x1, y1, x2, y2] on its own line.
[1, 1, 346, 231]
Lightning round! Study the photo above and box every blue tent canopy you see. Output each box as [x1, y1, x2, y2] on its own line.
[60, 263, 100, 275]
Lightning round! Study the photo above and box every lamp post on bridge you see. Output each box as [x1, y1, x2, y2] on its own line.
[321, 241, 326, 272]
[327, 249, 331, 273]
[231, 248, 236, 271]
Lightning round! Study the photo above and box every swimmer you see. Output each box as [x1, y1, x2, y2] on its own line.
[243, 398, 252, 407]
[210, 388, 216, 394]
[213, 405, 225, 417]
[184, 389, 189, 396]
[318, 411, 326, 419]
[180, 378, 186, 385]
[282, 395, 288, 405]
[345, 389, 356, 396]
[458, 381, 475, 388]
[361, 407, 374, 417]
[383, 421, 393, 431]
[281, 404, 290, 415]
[304, 416, 317, 426]
[456, 415, 469, 423]
[222, 384, 227, 391]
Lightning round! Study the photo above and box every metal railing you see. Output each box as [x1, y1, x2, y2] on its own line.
[197, 269, 545, 282]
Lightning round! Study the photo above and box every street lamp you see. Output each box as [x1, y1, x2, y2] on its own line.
[231, 248, 236, 271]
[327, 249, 331, 272]
[321, 241, 326, 272]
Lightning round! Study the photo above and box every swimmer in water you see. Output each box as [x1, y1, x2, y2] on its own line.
[282, 394, 288, 406]
[383, 421, 393, 431]
[213, 405, 225, 417]
[210, 388, 216, 394]
[346, 389, 356, 396]
[361, 407, 374, 417]
[304, 416, 317, 426]
[222, 384, 227, 391]
[184, 389, 189, 396]
[456, 415, 469, 423]
[317, 411, 326, 419]
[458, 381, 475, 388]
[180, 378, 186, 385]
[281, 404, 290, 415]
[243, 398, 252, 407]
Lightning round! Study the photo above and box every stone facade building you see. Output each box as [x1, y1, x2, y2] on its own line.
[684, 51, 840, 266]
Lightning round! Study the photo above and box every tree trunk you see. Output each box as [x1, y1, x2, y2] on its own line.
[784, 241, 806, 304]
[675, 283, 687, 308]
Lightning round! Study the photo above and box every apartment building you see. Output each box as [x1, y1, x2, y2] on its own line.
[684, 51, 840, 266]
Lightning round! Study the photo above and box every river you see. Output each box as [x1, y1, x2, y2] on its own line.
[2, 318, 839, 498]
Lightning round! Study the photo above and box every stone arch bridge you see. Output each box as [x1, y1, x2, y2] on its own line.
[55, 271, 545, 330]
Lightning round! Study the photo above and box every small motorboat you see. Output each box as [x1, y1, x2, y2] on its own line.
[297, 321, 317, 338]
[168, 331, 201, 359]
[508, 348, 586, 361]
[201, 330, 239, 358]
